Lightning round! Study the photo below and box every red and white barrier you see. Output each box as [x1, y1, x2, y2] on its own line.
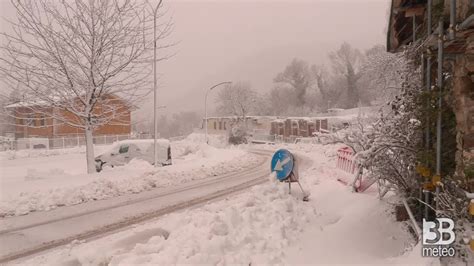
[336, 147, 357, 174]
[336, 146, 376, 192]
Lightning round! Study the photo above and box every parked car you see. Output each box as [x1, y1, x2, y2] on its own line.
[94, 139, 172, 172]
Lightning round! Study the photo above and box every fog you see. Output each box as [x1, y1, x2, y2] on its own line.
[0, 0, 391, 118]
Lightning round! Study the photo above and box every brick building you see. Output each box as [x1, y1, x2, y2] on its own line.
[6, 94, 131, 139]
[269, 118, 328, 138]
[204, 116, 328, 138]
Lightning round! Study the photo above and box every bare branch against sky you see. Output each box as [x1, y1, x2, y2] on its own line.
[1, 0, 391, 118]
[0, 0, 172, 173]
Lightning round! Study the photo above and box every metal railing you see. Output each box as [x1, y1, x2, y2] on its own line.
[1, 133, 153, 151]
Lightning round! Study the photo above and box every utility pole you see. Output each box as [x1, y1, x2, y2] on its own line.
[152, 0, 163, 167]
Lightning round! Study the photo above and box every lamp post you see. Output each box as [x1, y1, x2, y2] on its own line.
[152, 0, 163, 167]
[204, 81, 232, 144]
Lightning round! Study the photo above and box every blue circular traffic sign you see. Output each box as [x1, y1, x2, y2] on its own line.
[271, 149, 294, 181]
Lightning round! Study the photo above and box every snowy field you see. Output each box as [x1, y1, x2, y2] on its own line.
[0, 134, 260, 217]
[22, 142, 439, 265]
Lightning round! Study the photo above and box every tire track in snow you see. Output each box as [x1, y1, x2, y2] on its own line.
[0, 149, 273, 264]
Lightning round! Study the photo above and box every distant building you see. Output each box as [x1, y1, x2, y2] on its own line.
[269, 118, 328, 138]
[203, 116, 329, 138]
[204, 116, 273, 135]
[5, 94, 132, 139]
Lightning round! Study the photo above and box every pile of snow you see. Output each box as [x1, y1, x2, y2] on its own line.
[28, 176, 316, 265]
[25, 142, 438, 265]
[0, 141, 262, 217]
[183, 133, 228, 148]
[24, 168, 67, 181]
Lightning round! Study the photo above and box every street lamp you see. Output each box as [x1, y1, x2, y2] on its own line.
[151, 0, 163, 167]
[204, 81, 232, 144]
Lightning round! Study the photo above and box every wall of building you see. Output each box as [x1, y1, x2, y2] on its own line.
[12, 95, 132, 138]
[205, 116, 328, 138]
[14, 107, 54, 138]
[270, 118, 328, 138]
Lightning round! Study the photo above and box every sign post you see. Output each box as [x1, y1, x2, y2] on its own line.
[271, 149, 309, 201]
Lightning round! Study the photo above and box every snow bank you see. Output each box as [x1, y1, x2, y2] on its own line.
[27, 176, 316, 265]
[183, 132, 228, 148]
[0, 144, 117, 161]
[107, 180, 313, 265]
[0, 140, 261, 217]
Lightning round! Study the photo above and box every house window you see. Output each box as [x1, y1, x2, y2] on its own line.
[25, 114, 34, 126]
[213, 121, 217, 130]
[224, 122, 227, 130]
[36, 114, 45, 127]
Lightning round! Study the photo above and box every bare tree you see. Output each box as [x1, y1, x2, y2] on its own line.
[274, 58, 313, 106]
[0, 0, 172, 173]
[358, 45, 407, 105]
[329, 42, 363, 108]
[215, 81, 257, 121]
[214, 82, 257, 144]
[151, 111, 200, 138]
[265, 86, 296, 115]
[311, 64, 343, 111]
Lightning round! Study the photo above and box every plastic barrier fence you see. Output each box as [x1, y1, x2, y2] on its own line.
[336, 146, 357, 174]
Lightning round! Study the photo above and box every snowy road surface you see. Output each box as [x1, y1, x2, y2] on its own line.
[0, 138, 260, 217]
[0, 149, 272, 263]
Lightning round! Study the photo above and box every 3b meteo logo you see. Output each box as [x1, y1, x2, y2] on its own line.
[422, 218, 456, 257]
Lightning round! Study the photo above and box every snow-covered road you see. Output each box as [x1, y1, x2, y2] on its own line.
[0, 149, 272, 263]
[22, 143, 442, 265]
[0, 136, 261, 217]
[3, 142, 439, 265]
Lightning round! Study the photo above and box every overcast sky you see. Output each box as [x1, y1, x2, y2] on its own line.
[0, 0, 391, 118]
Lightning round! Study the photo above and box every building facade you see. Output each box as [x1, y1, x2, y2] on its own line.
[204, 116, 329, 138]
[6, 94, 131, 138]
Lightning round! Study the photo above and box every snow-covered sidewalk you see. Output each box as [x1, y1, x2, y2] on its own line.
[23, 143, 439, 265]
[0, 136, 260, 217]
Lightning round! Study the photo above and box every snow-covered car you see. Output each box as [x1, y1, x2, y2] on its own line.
[94, 139, 172, 172]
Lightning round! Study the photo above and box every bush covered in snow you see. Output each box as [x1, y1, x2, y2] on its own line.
[335, 48, 472, 262]
[227, 124, 248, 145]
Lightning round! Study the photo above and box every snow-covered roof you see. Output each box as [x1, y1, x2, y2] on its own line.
[99, 139, 170, 155]
[205, 116, 328, 121]
[205, 109, 380, 124]
[115, 139, 170, 150]
[5, 100, 49, 109]
[4, 93, 133, 110]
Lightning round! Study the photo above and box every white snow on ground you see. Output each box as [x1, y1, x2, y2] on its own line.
[0, 134, 260, 217]
[23, 142, 440, 265]
[0, 146, 86, 161]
